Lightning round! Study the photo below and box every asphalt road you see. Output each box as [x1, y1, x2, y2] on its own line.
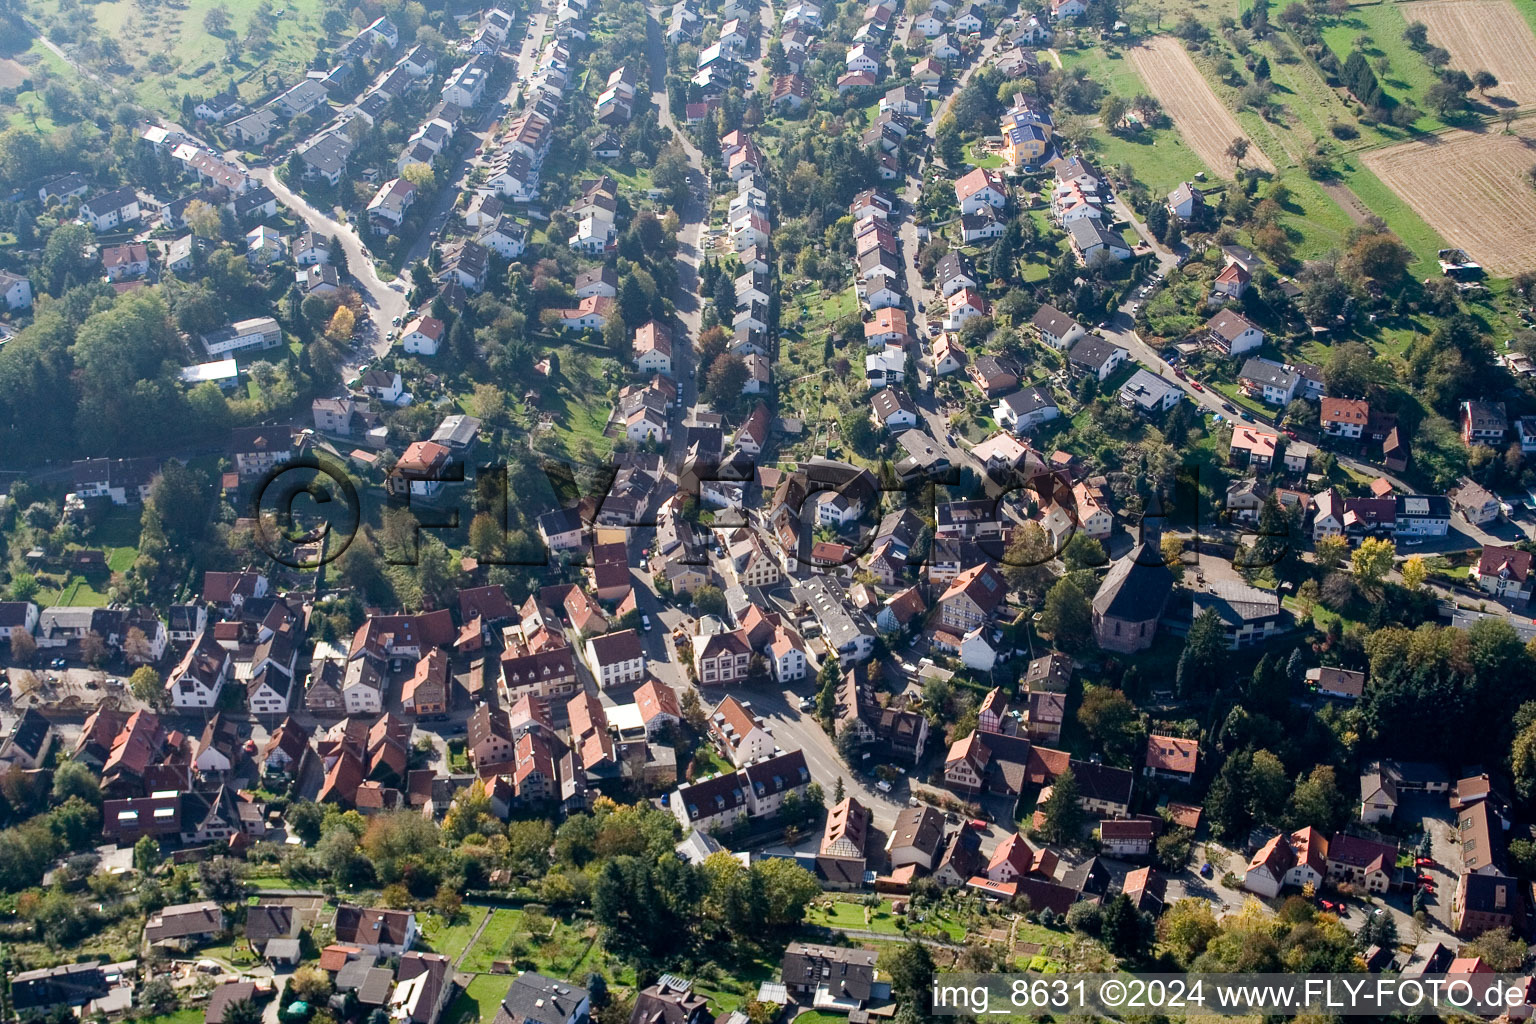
[254, 165, 410, 361]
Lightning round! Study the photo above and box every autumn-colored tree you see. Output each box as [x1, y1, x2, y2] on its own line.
[1351, 536, 1395, 589]
[1400, 555, 1427, 592]
[401, 162, 435, 189]
[326, 305, 356, 343]
[1314, 534, 1349, 569]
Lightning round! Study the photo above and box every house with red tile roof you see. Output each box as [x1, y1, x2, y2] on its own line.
[1143, 735, 1198, 782]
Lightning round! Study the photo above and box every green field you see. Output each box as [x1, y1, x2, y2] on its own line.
[446, 974, 512, 1024]
[458, 908, 600, 979]
[421, 906, 490, 962]
[1334, 155, 1448, 277]
[1319, 3, 1445, 130]
[27, 0, 332, 118]
[1059, 45, 1215, 193]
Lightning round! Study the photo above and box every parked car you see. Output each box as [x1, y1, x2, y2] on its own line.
[968, 818, 988, 831]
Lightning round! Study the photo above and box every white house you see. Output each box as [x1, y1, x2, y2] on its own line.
[954, 167, 1007, 214]
[402, 316, 446, 356]
[585, 630, 646, 688]
[1031, 304, 1085, 350]
[1206, 310, 1264, 356]
[993, 387, 1059, 434]
[78, 189, 141, 232]
[167, 632, 231, 710]
[0, 271, 32, 310]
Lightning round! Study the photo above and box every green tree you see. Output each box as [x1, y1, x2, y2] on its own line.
[693, 585, 727, 618]
[1176, 608, 1228, 695]
[1351, 536, 1395, 589]
[134, 834, 161, 874]
[1061, 533, 1106, 570]
[1001, 521, 1055, 601]
[1287, 765, 1346, 832]
[1038, 768, 1084, 844]
[1038, 577, 1092, 654]
[129, 665, 162, 707]
[751, 858, 820, 926]
[221, 1001, 260, 1024]
[1076, 687, 1142, 763]
[884, 942, 936, 1003]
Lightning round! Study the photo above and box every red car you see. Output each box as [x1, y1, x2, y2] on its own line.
[1418, 874, 1434, 884]
[1415, 857, 1434, 867]
[969, 819, 988, 831]
[1319, 899, 1337, 912]
[1190, 381, 1205, 391]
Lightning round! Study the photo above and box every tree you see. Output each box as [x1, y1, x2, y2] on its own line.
[326, 305, 356, 344]
[704, 354, 748, 407]
[1315, 534, 1350, 570]
[1287, 764, 1346, 832]
[129, 666, 162, 707]
[1099, 894, 1148, 956]
[1038, 577, 1092, 654]
[693, 585, 727, 618]
[1176, 608, 1228, 695]
[1001, 521, 1055, 601]
[1038, 769, 1084, 844]
[221, 1001, 261, 1024]
[1465, 928, 1527, 971]
[1401, 555, 1427, 592]
[401, 162, 435, 189]
[1513, 720, 1536, 802]
[139, 979, 178, 1014]
[198, 857, 244, 902]
[10, 630, 36, 664]
[1351, 537, 1395, 589]
[288, 967, 333, 1005]
[1076, 688, 1142, 762]
[1099, 94, 1128, 130]
[1403, 20, 1429, 50]
[52, 761, 99, 805]
[1158, 899, 1219, 967]
[1473, 69, 1499, 94]
[203, 5, 232, 34]
[185, 199, 221, 239]
[1226, 137, 1251, 169]
[1161, 534, 1186, 581]
[1061, 534, 1106, 570]
[134, 834, 161, 874]
[884, 942, 936, 1002]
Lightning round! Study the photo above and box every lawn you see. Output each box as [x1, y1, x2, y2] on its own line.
[446, 974, 511, 1024]
[964, 140, 1003, 169]
[1059, 44, 1215, 194]
[1259, 171, 1361, 264]
[193, 938, 262, 968]
[1334, 157, 1447, 278]
[28, 0, 333, 118]
[137, 1010, 205, 1024]
[458, 908, 599, 979]
[421, 905, 490, 962]
[459, 908, 527, 974]
[1319, 3, 1446, 131]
